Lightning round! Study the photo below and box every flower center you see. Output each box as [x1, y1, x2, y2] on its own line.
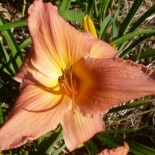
[58, 66, 77, 97]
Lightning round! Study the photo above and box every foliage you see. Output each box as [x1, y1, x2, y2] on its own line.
[0, 0, 155, 154]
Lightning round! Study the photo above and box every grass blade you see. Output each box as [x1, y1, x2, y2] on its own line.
[35, 131, 63, 155]
[0, 61, 14, 75]
[0, 19, 27, 31]
[85, 140, 98, 155]
[94, 0, 99, 17]
[119, 0, 144, 36]
[109, 99, 152, 113]
[0, 103, 4, 125]
[130, 4, 155, 32]
[120, 33, 155, 58]
[52, 144, 66, 155]
[96, 136, 120, 147]
[87, 0, 95, 16]
[131, 49, 155, 60]
[45, 132, 63, 154]
[112, 0, 120, 39]
[59, 10, 85, 23]
[98, 128, 142, 136]
[112, 16, 119, 39]
[99, 0, 111, 21]
[59, 0, 71, 11]
[0, 13, 23, 71]
[19, 37, 32, 49]
[99, 16, 112, 39]
[0, 39, 15, 74]
[111, 29, 155, 47]
[127, 141, 155, 155]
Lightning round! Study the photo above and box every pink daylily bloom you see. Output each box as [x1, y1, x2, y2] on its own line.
[1, 0, 155, 152]
[97, 143, 129, 155]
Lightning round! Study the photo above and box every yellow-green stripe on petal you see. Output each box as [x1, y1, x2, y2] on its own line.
[82, 15, 98, 38]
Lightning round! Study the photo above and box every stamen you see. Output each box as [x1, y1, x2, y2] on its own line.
[58, 65, 78, 112]
[70, 67, 73, 89]
[64, 73, 73, 93]
[61, 83, 71, 96]
[58, 66, 77, 97]
[71, 93, 76, 113]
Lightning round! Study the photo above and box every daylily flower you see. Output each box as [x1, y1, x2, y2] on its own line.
[97, 143, 129, 155]
[1, 0, 155, 152]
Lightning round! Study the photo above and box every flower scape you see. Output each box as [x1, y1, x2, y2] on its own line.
[0, 0, 155, 152]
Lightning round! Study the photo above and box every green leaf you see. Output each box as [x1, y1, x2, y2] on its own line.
[37, 132, 52, 146]
[0, 39, 15, 75]
[99, 16, 112, 39]
[59, 0, 71, 11]
[0, 60, 13, 75]
[112, 16, 119, 39]
[119, 0, 144, 35]
[109, 99, 152, 113]
[45, 132, 63, 154]
[35, 131, 63, 155]
[0, 103, 4, 125]
[87, 0, 95, 16]
[98, 128, 143, 136]
[99, 0, 111, 21]
[131, 49, 155, 60]
[94, 0, 99, 17]
[130, 4, 155, 32]
[111, 29, 155, 47]
[85, 140, 98, 155]
[120, 33, 155, 58]
[0, 19, 27, 31]
[59, 10, 85, 23]
[52, 144, 66, 155]
[0, 13, 23, 71]
[112, 0, 120, 39]
[127, 141, 155, 155]
[19, 37, 32, 49]
[96, 135, 121, 147]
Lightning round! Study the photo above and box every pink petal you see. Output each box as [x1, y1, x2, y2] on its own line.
[97, 143, 129, 155]
[61, 109, 105, 151]
[28, 0, 94, 78]
[90, 39, 118, 58]
[14, 51, 59, 89]
[0, 84, 71, 151]
[13, 54, 31, 83]
[73, 57, 155, 116]
[24, 68, 59, 89]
